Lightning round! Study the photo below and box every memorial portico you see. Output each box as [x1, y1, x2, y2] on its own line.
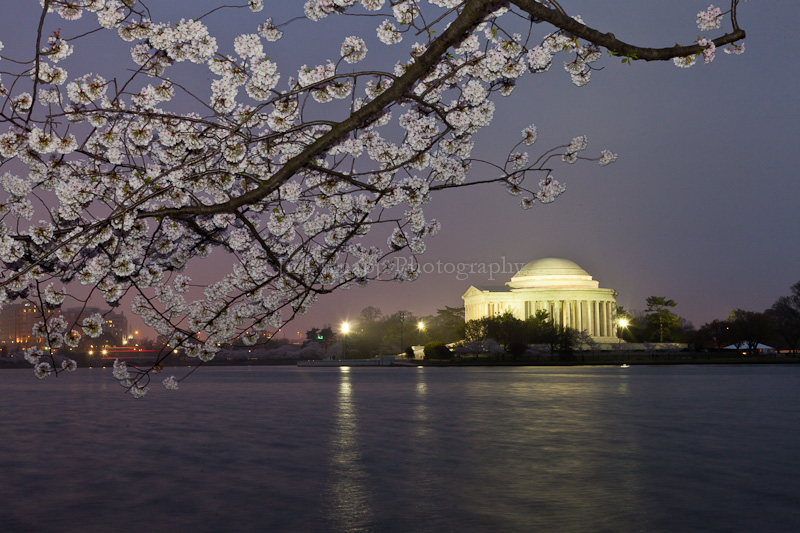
[462, 257, 618, 343]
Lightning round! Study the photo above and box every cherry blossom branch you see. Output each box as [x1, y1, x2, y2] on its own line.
[510, 0, 745, 60]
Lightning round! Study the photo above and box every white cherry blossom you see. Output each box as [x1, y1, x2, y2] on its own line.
[0, 0, 746, 391]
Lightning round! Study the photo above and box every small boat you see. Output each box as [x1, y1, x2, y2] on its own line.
[620, 364, 630, 368]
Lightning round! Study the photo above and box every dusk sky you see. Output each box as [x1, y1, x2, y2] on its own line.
[285, 1, 800, 337]
[2, 1, 798, 341]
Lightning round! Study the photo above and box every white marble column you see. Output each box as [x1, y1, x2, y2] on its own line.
[599, 302, 606, 337]
[596, 302, 602, 336]
[573, 301, 579, 329]
[569, 300, 578, 329]
[564, 300, 570, 329]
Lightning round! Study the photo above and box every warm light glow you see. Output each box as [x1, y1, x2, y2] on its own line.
[341, 322, 350, 335]
[619, 318, 629, 328]
[101, 349, 107, 355]
[417, 321, 425, 330]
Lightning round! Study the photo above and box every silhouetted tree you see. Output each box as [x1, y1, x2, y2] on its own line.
[677, 317, 697, 346]
[729, 309, 771, 354]
[352, 306, 384, 356]
[465, 310, 557, 346]
[424, 342, 453, 360]
[421, 306, 466, 345]
[305, 328, 321, 342]
[380, 310, 423, 353]
[525, 310, 552, 340]
[768, 282, 800, 354]
[645, 296, 680, 342]
[697, 319, 733, 350]
[306, 326, 337, 352]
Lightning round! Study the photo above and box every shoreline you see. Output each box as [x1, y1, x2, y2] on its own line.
[1, 353, 798, 370]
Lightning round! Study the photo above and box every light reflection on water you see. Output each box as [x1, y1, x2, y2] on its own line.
[1, 365, 799, 532]
[326, 368, 373, 532]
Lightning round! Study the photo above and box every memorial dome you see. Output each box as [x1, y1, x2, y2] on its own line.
[463, 256, 618, 342]
[506, 257, 599, 289]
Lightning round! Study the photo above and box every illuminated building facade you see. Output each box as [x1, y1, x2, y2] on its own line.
[0, 303, 128, 349]
[0, 302, 53, 347]
[462, 257, 619, 343]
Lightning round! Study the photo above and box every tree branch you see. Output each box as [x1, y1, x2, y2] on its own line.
[139, 0, 503, 219]
[510, 0, 745, 61]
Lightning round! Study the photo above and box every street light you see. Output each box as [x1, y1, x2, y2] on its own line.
[414, 321, 425, 358]
[618, 318, 629, 343]
[341, 322, 350, 360]
[399, 311, 405, 352]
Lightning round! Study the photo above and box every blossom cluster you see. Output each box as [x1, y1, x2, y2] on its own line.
[674, 5, 744, 68]
[697, 5, 723, 31]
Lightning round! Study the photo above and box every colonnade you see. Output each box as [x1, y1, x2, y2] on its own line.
[525, 299, 615, 338]
[464, 298, 617, 338]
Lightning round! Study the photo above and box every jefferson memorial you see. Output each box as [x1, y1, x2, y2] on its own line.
[462, 257, 619, 343]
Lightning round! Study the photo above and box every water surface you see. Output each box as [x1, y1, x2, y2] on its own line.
[1, 365, 799, 532]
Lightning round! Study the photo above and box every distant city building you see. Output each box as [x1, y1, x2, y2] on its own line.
[0, 303, 128, 349]
[62, 307, 129, 346]
[462, 257, 619, 343]
[0, 302, 54, 347]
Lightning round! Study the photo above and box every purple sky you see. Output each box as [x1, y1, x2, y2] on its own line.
[3, 1, 798, 341]
[286, 1, 800, 338]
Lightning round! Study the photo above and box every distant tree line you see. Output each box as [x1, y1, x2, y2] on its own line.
[304, 305, 465, 358]
[463, 310, 586, 359]
[303, 281, 800, 360]
[621, 282, 800, 354]
[692, 281, 800, 354]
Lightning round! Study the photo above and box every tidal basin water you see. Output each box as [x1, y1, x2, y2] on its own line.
[2, 365, 800, 532]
